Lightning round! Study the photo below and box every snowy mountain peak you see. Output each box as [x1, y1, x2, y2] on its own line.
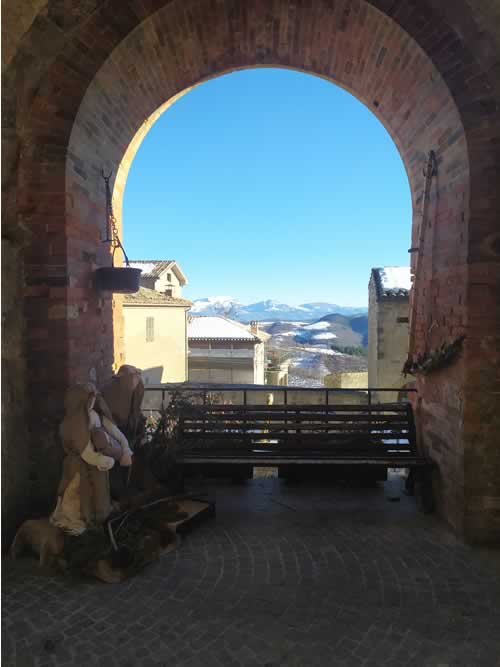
[190, 298, 367, 321]
[190, 296, 241, 315]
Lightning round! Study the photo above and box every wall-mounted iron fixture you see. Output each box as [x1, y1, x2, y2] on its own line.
[408, 149, 438, 357]
[94, 170, 141, 293]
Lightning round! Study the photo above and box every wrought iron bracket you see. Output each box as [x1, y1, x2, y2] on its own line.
[422, 150, 438, 179]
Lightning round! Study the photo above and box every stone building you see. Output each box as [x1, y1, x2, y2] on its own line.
[188, 317, 266, 384]
[368, 267, 411, 402]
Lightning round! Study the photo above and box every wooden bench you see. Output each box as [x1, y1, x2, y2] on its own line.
[178, 402, 435, 511]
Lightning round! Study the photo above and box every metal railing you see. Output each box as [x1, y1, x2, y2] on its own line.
[142, 383, 416, 414]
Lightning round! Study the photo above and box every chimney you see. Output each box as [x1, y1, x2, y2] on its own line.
[250, 320, 259, 336]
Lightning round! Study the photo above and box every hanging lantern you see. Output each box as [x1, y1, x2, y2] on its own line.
[94, 170, 141, 293]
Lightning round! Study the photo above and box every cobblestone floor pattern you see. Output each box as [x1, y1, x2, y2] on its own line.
[3, 474, 500, 667]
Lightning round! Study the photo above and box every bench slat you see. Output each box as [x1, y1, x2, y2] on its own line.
[169, 401, 426, 469]
[182, 455, 430, 466]
[182, 422, 410, 432]
[182, 416, 409, 426]
[181, 430, 411, 439]
[182, 403, 408, 412]
[181, 441, 414, 452]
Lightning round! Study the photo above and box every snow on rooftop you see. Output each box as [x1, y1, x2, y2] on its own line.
[379, 267, 412, 292]
[129, 262, 157, 274]
[188, 316, 258, 340]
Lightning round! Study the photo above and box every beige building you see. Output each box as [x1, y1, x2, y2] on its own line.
[123, 288, 192, 384]
[129, 260, 187, 297]
[188, 317, 266, 384]
[123, 259, 191, 384]
[325, 370, 368, 389]
[368, 267, 411, 402]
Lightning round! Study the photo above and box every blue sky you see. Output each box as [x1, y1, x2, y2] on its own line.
[124, 68, 411, 307]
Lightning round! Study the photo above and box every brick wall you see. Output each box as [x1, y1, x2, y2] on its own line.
[3, 0, 500, 544]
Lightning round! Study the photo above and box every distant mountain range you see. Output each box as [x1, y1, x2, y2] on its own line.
[190, 297, 367, 321]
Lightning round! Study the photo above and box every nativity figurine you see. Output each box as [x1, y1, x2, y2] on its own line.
[101, 365, 145, 446]
[50, 383, 133, 535]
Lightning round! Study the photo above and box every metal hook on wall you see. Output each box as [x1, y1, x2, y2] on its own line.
[422, 150, 438, 179]
[101, 169, 130, 266]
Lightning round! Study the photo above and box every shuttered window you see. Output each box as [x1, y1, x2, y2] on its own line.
[146, 317, 155, 342]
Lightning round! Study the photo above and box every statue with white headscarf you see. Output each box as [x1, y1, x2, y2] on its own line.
[50, 383, 133, 535]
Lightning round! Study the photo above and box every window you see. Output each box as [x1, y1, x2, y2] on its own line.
[146, 317, 155, 342]
[397, 317, 409, 324]
[165, 288, 173, 297]
[166, 272, 172, 282]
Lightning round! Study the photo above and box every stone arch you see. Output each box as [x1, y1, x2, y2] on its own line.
[5, 0, 500, 543]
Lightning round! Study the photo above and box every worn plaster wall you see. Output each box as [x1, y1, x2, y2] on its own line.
[154, 272, 183, 298]
[377, 300, 410, 401]
[124, 305, 189, 384]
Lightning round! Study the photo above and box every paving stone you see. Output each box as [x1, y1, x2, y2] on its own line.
[3, 479, 500, 666]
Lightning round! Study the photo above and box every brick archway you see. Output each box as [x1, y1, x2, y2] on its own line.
[4, 0, 500, 543]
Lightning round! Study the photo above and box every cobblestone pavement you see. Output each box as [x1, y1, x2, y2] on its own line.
[3, 475, 500, 667]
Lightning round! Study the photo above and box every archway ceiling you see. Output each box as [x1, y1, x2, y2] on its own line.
[63, 0, 468, 250]
[5, 1, 499, 257]
[3, 0, 500, 139]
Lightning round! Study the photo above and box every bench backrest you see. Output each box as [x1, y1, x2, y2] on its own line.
[178, 402, 417, 457]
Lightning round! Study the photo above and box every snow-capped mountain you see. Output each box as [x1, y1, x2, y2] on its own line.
[190, 297, 367, 321]
[190, 296, 242, 316]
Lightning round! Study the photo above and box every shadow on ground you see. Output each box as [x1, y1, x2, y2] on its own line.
[3, 475, 500, 666]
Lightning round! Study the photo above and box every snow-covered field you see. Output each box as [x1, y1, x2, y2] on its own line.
[303, 321, 331, 330]
[302, 346, 344, 356]
[313, 332, 337, 340]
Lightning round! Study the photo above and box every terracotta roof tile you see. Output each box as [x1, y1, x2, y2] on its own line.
[124, 287, 192, 307]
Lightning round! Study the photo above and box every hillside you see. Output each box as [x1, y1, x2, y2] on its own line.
[261, 314, 368, 385]
[262, 313, 368, 349]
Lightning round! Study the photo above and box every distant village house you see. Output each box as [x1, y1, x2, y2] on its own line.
[123, 260, 191, 384]
[188, 317, 267, 384]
